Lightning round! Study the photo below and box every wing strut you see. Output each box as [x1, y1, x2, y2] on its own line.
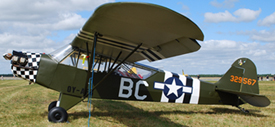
[104, 57, 108, 72]
[91, 43, 142, 92]
[83, 32, 99, 97]
[109, 51, 122, 71]
[97, 56, 102, 71]
[108, 56, 112, 72]
[75, 50, 81, 67]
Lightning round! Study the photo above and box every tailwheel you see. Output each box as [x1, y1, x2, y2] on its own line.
[48, 107, 68, 123]
[237, 106, 249, 113]
[48, 101, 57, 112]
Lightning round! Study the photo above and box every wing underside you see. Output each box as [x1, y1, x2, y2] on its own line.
[71, 2, 204, 63]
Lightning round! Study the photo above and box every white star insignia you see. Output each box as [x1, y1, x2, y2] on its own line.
[166, 79, 182, 97]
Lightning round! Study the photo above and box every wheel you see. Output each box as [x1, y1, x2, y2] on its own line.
[48, 107, 68, 123]
[48, 101, 57, 112]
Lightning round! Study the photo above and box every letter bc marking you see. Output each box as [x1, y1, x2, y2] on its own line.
[118, 77, 148, 100]
[135, 80, 149, 100]
[118, 78, 133, 98]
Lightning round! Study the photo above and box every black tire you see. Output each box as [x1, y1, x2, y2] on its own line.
[48, 107, 68, 123]
[48, 101, 57, 112]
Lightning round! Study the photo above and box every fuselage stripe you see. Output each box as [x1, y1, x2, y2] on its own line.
[183, 77, 193, 103]
[190, 79, 200, 104]
[172, 73, 179, 78]
[159, 71, 200, 104]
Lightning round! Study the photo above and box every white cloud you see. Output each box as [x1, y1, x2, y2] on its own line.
[0, 33, 58, 53]
[0, 0, 112, 32]
[199, 40, 272, 59]
[0, 0, 112, 17]
[258, 12, 275, 26]
[140, 40, 275, 74]
[210, 0, 239, 9]
[237, 29, 275, 42]
[0, 0, 114, 47]
[203, 40, 237, 49]
[204, 11, 236, 23]
[0, 0, 114, 74]
[250, 30, 275, 42]
[204, 8, 261, 23]
[246, 49, 266, 56]
[52, 13, 87, 30]
[234, 8, 261, 22]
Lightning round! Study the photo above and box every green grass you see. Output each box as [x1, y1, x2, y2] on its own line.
[0, 80, 274, 126]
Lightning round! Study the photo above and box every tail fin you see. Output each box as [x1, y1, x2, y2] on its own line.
[215, 58, 270, 107]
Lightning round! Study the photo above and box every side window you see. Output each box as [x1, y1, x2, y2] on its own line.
[75, 54, 89, 70]
[49, 45, 157, 79]
[60, 52, 89, 70]
[114, 64, 156, 79]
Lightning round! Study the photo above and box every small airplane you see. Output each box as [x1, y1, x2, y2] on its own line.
[3, 2, 270, 123]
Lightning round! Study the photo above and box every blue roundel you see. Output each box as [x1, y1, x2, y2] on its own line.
[163, 77, 184, 100]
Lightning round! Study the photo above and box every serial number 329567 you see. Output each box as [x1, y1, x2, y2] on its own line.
[230, 75, 257, 86]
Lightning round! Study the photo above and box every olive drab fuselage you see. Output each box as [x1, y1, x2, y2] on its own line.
[35, 54, 223, 110]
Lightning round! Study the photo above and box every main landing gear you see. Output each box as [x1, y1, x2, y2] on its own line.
[48, 101, 68, 123]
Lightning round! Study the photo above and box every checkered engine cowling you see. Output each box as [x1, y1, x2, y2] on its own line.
[11, 51, 41, 83]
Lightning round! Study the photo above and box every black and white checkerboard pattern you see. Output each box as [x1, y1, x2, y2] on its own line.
[11, 51, 41, 83]
[25, 52, 41, 69]
[12, 66, 38, 82]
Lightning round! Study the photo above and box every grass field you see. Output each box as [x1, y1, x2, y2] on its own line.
[0, 80, 274, 127]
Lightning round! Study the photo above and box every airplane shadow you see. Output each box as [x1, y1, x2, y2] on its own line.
[210, 107, 267, 117]
[42, 99, 267, 126]
[67, 100, 267, 126]
[69, 99, 187, 127]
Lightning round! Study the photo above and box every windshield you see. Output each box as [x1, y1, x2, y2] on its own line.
[50, 44, 74, 62]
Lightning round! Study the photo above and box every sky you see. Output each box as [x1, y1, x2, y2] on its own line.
[0, 0, 274, 75]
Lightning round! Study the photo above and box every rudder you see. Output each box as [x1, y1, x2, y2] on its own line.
[215, 58, 270, 107]
[216, 58, 259, 94]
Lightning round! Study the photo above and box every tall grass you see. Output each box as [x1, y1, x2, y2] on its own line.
[0, 80, 274, 126]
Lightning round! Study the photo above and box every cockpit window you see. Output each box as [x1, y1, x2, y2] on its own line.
[113, 63, 157, 79]
[49, 44, 74, 63]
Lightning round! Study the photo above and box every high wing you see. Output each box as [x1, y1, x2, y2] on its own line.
[71, 2, 204, 63]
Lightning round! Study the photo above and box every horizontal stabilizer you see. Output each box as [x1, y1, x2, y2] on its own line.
[216, 88, 270, 107]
